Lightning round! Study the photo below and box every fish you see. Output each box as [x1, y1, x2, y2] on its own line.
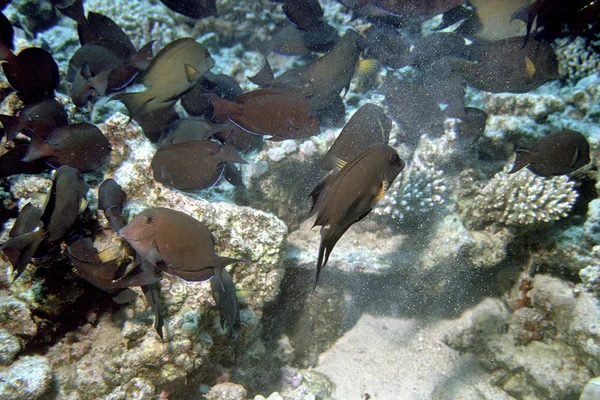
[383, 77, 445, 145]
[0, 145, 50, 178]
[308, 144, 405, 289]
[151, 140, 246, 192]
[98, 179, 126, 232]
[180, 72, 243, 116]
[249, 30, 360, 120]
[23, 122, 111, 172]
[8, 203, 41, 238]
[2, 166, 88, 279]
[508, 130, 591, 177]
[319, 103, 391, 171]
[0, 11, 13, 60]
[204, 89, 321, 141]
[130, 103, 180, 143]
[452, 37, 559, 93]
[456, 107, 488, 149]
[113, 38, 214, 117]
[271, 24, 339, 55]
[158, 0, 217, 19]
[410, 32, 470, 68]
[1, 47, 60, 103]
[360, 26, 412, 69]
[119, 207, 244, 282]
[353, 0, 463, 17]
[0, 99, 68, 142]
[210, 267, 240, 338]
[273, 0, 325, 31]
[158, 118, 224, 147]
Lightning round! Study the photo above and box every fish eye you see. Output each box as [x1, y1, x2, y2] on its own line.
[145, 215, 154, 224]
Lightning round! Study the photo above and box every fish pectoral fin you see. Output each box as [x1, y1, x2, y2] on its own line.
[286, 118, 299, 131]
[147, 243, 164, 267]
[570, 148, 580, 168]
[525, 56, 536, 79]
[333, 157, 347, 172]
[371, 181, 388, 208]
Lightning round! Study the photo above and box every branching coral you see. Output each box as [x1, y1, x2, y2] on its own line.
[467, 166, 578, 226]
[555, 37, 600, 85]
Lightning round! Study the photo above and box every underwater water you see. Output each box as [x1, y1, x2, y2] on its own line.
[0, 0, 600, 399]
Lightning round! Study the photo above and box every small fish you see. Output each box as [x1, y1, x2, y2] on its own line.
[210, 267, 240, 338]
[320, 103, 391, 171]
[23, 122, 111, 172]
[98, 179, 126, 232]
[508, 130, 590, 177]
[158, 0, 217, 19]
[456, 107, 488, 149]
[0, 99, 68, 142]
[158, 118, 225, 147]
[205, 89, 321, 140]
[119, 207, 244, 282]
[113, 38, 214, 117]
[151, 140, 246, 191]
[308, 144, 405, 289]
[1, 47, 59, 103]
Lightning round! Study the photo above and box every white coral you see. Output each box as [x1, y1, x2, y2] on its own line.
[470, 166, 578, 226]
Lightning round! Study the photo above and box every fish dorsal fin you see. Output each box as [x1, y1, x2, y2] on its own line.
[524, 56, 536, 79]
[570, 148, 580, 168]
[184, 63, 199, 82]
[372, 180, 388, 208]
[333, 157, 346, 172]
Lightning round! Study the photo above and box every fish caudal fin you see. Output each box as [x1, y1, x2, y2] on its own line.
[211, 268, 241, 340]
[508, 150, 531, 174]
[22, 129, 52, 163]
[0, 114, 22, 142]
[57, 0, 87, 25]
[248, 58, 275, 86]
[1, 229, 45, 281]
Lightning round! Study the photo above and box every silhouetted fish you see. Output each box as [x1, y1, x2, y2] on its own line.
[320, 103, 391, 171]
[456, 107, 488, 149]
[131, 103, 180, 143]
[205, 89, 320, 141]
[158, 118, 223, 147]
[0, 11, 13, 59]
[508, 130, 590, 177]
[119, 207, 244, 282]
[383, 77, 445, 145]
[308, 144, 405, 289]
[2, 47, 59, 103]
[114, 38, 214, 116]
[159, 0, 217, 19]
[210, 267, 240, 338]
[23, 122, 111, 172]
[453, 37, 559, 93]
[98, 179, 126, 232]
[151, 140, 246, 191]
[360, 26, 411, 69]
[8, 203, 41, 238]
[0, 145, 50, 178]
[0, 99, 68, 142]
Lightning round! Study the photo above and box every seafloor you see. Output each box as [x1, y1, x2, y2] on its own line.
[1, 0, 600, 399]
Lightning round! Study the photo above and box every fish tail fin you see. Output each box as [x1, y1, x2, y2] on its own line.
[22, 128, 52, 163]
[248, 58, 275, 86]
[508, 150, 531, 174]
[0, 114, 22, 142]
[129, 41, 155, 71]
[57, 0, 87, 24]
[0, 41, 13, 62]
[89, 69, 111, 96]
[219, 143, 247, 164]
[216, 256, 246, 270]
[141, 282, 164, 341]
[1, 230, 45, 281]
[313, 226, 336, 293]
[111, 92, 145, 119]
[211, 268, 241, 339]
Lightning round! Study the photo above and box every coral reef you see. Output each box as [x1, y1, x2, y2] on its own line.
[555, 37, 600, 85]
[464, 166, 578, 227]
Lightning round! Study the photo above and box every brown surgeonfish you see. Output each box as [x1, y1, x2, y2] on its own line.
[308, 144, 405, 289]
[319, 103, 391, 171]
[250, 30, 360, 118]
[508, 130, 590, 177]
[158, 0, 217, 19]
[119, 207, 244, 282]
[1, 47, 59, 103]
[0, 99, 68, 142]
[204, 89, 320, 141]
[23, 122, 111, 172]
[151, 140, 246, 192]
[113, 38, 214, 117]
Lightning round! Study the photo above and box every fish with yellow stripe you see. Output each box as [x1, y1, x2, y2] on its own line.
[308, 144, 404, 290]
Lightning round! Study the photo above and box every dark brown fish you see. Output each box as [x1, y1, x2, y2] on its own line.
[250, 30, 360, 116]
[158, 118, 225, 147]
[508, 130, 590, 177]
[354, 0, 463, 17]
[383, 77, 445, 145]
[0, 145, 50, 178]
[454, 37, 559, 93]
[308, 144, 405, 289]
[158, 0, 217, 19]
[130, 103, 180, 143]
[113, 38, 214, 117]
[23, 122, 111, 172]
[320, 103, 391, 171]
[180, 72, 243, 116]
[0, 99, 68, 142]
[274, 0, 324, 31]
[1, 47, 59, 103]
[8, 203, 41, 238]
[151, 140, 246, 191]
[119, 207, 244, 281]
[40, 166, 88, 244]
[210, 267, 240, 338]
[0, 11, 13, 60]
[360, 26, 412, 69]
[98, 179, 126, 232]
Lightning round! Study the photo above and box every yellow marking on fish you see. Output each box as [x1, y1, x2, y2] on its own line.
[79, 199, 88, 214]
[98, 246, 121, 263]
[333, 157, 347, 171]
[525, 57, 536, 79]
[372, 181, 388, 207]
[184, 63, 198, 82]
[570, 148, 580, 168]
[357, 59, 378, 76]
